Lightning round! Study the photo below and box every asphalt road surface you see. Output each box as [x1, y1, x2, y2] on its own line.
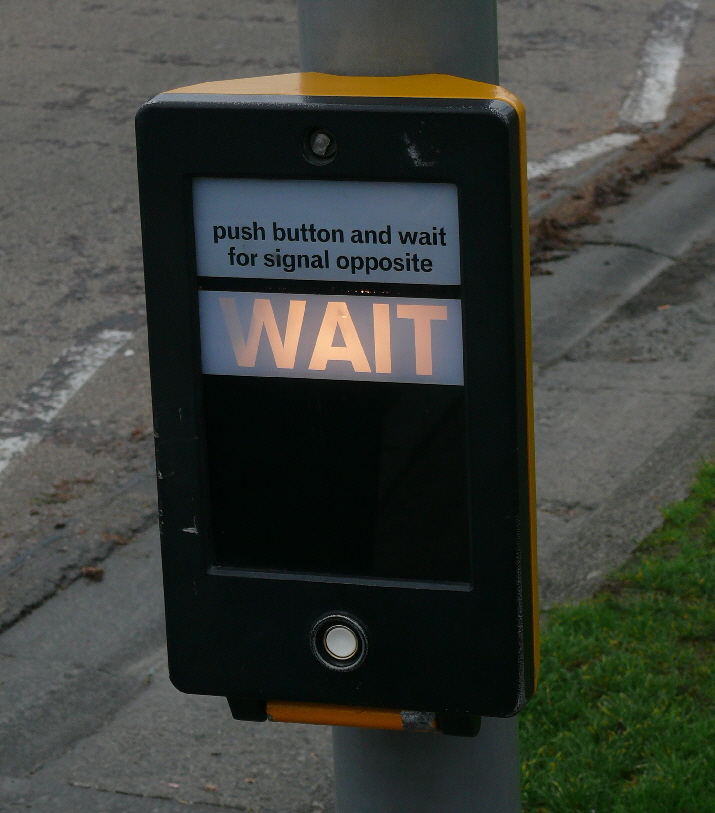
[0, 2, 714, 811]
[1, 0, 713, 632]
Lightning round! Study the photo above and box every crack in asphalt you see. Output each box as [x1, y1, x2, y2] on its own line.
[580, 238, 681, 261]
[581, 238, 715, 274]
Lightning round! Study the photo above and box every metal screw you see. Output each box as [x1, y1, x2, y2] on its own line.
[309, 130, 334, 158]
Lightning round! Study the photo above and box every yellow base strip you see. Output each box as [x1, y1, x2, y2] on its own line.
[267, 700, 436, 731]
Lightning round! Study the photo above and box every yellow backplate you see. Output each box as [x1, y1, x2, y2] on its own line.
[161, 69, 539, 691]
[165, 71, 522, 112]
[267, 700, 436, 731]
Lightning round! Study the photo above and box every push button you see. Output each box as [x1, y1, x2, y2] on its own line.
[324, 625, 358, 660]
[311, 614, 367, 672]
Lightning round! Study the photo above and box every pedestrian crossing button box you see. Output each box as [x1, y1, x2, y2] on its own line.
[136, 72, 538, 734]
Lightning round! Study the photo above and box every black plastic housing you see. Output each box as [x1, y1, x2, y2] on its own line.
[136, 90, 535, 719]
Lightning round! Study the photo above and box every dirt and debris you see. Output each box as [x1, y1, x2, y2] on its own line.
[530, 88, 715, 274]
[129, 425, 150, 442]
[101, 531, 130, 546]
[530, 217, 581, 270]
[31, 476, 96, 505]
[80, 565, 104, 582]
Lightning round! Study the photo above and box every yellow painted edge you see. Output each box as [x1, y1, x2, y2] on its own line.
[162, 71, 524, 114]
[518, 108, 540, 688]
[267, 700, 437, 731]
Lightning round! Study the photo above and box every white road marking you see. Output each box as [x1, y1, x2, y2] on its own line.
[527, 0, 699, 180]
[0, 329, 132, 475]
[527, 133, 640, 181]
[620, 0, 700, 126]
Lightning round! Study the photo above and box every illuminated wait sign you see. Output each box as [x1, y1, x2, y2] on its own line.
[199, 291, 463, 386]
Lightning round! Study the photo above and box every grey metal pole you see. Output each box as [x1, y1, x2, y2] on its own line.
[297, 0, 499, 85]
[332, 718, 521, 813]
[296, 2, 521, 811]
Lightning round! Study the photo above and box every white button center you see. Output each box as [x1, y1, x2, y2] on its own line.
[324, 625, 358, 660]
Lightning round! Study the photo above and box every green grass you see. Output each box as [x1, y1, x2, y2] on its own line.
[520, 460, 715, 813]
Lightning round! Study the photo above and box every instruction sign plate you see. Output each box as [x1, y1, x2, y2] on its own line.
[193, 178, 461, 285]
